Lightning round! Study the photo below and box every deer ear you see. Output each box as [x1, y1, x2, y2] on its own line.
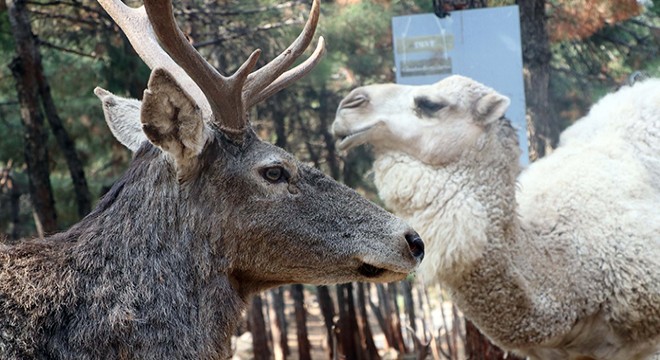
[141, 68, 210, 166]
[94, 87, 147, 152]
[474, 92, 510, 124]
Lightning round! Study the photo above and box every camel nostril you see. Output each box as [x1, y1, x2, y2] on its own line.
[405, 232, 424, 261]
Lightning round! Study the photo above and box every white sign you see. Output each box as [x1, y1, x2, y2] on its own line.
[392, 6, 528, 163]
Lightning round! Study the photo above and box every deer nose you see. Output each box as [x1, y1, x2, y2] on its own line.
[405, 231, 424, 261]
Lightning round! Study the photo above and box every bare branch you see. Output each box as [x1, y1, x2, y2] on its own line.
[177, 0, 305, 18]
[28, 9, 100, 27]
[193, 19, 303, 49]
[26, 0, 106, 17]
[37, 38, 99, 59]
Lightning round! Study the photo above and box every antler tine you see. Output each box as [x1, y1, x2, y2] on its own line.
[97, 0, 212, 122]
[143, 0, 258, 134]
[102, 0, 324, 136]
[243, 0, 323, 104]
[247, 36, 326, 108]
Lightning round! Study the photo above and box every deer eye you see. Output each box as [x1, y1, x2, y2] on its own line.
[262, 166, 288, 183]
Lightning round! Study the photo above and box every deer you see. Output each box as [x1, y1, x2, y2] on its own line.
[0, 0, 424, 358]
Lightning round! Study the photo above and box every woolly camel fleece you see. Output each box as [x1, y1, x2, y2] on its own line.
[333, 76, 660, 360]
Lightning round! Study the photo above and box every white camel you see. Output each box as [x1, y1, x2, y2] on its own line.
[332, 75, 660, 360]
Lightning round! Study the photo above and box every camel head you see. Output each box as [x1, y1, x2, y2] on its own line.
[332, 75, 511, 167]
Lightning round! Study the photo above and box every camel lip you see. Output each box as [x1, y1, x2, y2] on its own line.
[336, 124, 375, 151]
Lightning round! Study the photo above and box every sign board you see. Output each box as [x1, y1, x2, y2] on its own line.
[392, 6, 528, 163]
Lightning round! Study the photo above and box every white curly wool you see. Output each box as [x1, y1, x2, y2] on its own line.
[333, 76, 660, 360]
[372, 153, 491, 281]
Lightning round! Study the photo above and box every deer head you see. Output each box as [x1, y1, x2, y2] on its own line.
[94, 0, 424, 293]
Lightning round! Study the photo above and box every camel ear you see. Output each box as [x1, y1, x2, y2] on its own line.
[474, 92, 510, 124]
[94, 87, 146, 152]
[140, 68, 210, 167]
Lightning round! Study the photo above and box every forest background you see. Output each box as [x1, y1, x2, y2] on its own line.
[0, 0, 659, 359]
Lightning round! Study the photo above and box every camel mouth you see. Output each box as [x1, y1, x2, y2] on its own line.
[336, 125, 374, 151]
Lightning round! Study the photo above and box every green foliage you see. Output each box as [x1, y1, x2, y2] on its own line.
[41, 48, 130, 227]
[0, 3, 132, 234]
[0, 13, 22, 164]
[324, 2, 394, 83]
[550, 5, 660, 123]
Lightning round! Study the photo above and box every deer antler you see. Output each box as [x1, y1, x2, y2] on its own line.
[99, 0, 325, 137]
[243, 0, 325, 108]
[97, 0, 212, 122]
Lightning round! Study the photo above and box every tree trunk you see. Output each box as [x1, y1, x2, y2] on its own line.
[373, 283, 394, 350]
[249, 294, 271, 360]
[0, 162, 21, 241]
[402, 279, 423, 356]
[9, 175, 21, 241]
[336, 283, 358, 360]
[317, 89, 342, 180]
[519, 0, 560, 160]
[316, 286, 336, 359]
[272, 91, 289, 150]
[356, 282, 380, 360]
[402, 279, 417, 333]
[7, 0, 57, 234]
[451, 304, 461, 359]
[345, 283, 366, 360]
[387, 282, 407, 354]
[36, 64, 91, 218]
[270, 287, 289, 359]
[7, 0, 90, 220]
[292, 284, 311, 360]
[462, 308, 523, 359]
[465, 320, 517, 360]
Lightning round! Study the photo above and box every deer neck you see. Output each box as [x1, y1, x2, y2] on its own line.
[59, 144, 243, 358]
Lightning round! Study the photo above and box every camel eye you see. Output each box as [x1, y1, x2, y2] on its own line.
[341, 93, 369, 109]
[415, 97, 445, 114]
[262, 166, 287, 183]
